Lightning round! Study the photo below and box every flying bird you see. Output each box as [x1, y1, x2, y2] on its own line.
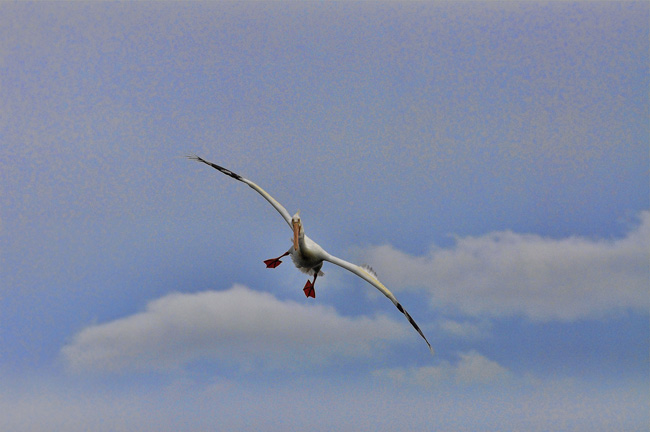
[188, 155, 433, 353]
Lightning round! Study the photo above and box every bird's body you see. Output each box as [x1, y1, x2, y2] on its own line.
[293, 235, 325, 273]
[188, 155, 433, 353]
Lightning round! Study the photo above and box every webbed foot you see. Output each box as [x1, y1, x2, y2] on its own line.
[303, 280, 315, 298]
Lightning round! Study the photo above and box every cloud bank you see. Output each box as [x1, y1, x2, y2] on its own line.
[362, 211, 649, 320]
[373, 350, 512, 386]
[62, 285, 407, 372]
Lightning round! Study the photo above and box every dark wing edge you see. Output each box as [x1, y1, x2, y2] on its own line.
[394, 301, 433, 354]
[324, 253, 434, 354]
[187, 154, 293, 227]
[186, 155, 244, 181]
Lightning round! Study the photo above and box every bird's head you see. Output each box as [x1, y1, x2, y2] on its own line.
[291, 211, 302, 250]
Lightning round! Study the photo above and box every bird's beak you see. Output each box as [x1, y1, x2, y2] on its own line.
[292, 220, 300, 250]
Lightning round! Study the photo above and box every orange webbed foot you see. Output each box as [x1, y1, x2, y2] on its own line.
[303, 280, 315, 298]
[264, 258, 283, 268]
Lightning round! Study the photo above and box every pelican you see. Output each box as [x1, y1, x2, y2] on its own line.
[188, 155, 433, 353]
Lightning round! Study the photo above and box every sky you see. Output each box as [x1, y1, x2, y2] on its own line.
[1, 2, 648, 431]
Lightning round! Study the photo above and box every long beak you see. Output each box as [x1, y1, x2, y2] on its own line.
[293, 221, 300, 250]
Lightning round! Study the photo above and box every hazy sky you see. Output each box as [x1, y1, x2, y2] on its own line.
[1, 2, 648, 431]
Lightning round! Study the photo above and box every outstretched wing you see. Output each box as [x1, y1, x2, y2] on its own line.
[323, 252, 434, 354]
[187, 155, 292, 229]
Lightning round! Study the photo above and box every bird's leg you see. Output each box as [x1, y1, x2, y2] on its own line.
[263, 251, 290, 268]
[303, 272, 318, 298]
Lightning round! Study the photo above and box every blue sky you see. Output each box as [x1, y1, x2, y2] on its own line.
[1, 2, 648, 431]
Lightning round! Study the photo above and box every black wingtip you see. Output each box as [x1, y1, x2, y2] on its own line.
[396, 302, 434, 355]
[186, 155, 244, 182]
[186, 154, 206, 164]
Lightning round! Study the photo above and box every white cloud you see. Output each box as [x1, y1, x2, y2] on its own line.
[373, 350, 512, 387]
[361, 211, 650, 321]
[61, 284, 407, 373]
[438, 319, 492, 339]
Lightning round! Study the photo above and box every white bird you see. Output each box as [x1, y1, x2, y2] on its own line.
[188, 155, 433, 353]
